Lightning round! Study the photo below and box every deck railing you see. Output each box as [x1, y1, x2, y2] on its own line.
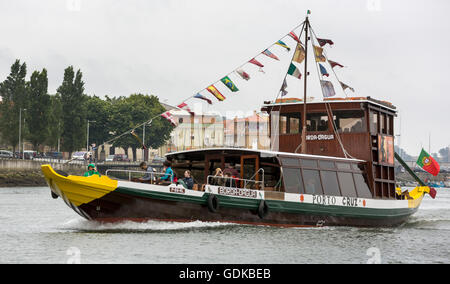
[207, 168, 265, 190]
[105, 169, 172, 183]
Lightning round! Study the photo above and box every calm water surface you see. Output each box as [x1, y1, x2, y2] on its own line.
[0, 186, 449, 264]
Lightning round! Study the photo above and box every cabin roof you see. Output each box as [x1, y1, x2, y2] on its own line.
[165, 147, 365, 163]
[262, 96, 397, 113]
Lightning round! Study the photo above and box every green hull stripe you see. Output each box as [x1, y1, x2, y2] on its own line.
[115, 187, 416, 220]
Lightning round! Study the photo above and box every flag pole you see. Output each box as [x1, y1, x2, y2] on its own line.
[301, 11, 310, 154]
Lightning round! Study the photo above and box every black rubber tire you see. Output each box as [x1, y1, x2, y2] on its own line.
[257, 200, 269, 219]
[207, 194, 219, 213]
[51, 191, 59, 199]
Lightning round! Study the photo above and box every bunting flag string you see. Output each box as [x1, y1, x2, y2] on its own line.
[235, 68, 250, 81]
[340, 82, 355, 92]
[177, 102, 195, 115]
[328, 60, 344, 69]
[262, 49, 280, 61]
[194, 93, 212, 105]
[275, 40, 291, 52]
[317, 38, 334, 47]
[161, 111, 178, 126]
[319, 64, 329, 77]
[320, 80, 336, 98]
[249, 58, 265, 73]
[131, 130, 147, 150]
[288, 31, 301, 43]
[287, 63, 302, 79]
[313, 45, 326, 62]
[221, 76, 239, 92]
[293, 43, 305, 64]
[280, 78, 288, 97]
[207, 85, 226, 101]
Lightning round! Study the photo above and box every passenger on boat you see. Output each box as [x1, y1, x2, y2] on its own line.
[182, 170, 194, 189]
[83, 164, 100, 177]
[139, 162, 155, 183]
[156, 161, 174, 184]
[212, 168, 224, 186]
[223, 163, 239, 178]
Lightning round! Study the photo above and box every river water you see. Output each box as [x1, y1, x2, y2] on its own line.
[0, 186, 449, 264]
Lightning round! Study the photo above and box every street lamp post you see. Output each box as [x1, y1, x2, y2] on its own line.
[87, 120, 96, 153]
[19, 108, 27, 160]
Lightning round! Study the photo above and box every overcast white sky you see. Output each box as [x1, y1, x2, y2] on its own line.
[0, 0, 449, 155]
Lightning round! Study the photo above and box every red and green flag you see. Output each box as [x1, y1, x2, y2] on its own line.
[417, 149, 440, 176]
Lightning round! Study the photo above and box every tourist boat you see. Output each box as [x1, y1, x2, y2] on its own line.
[41, 13, 437, 227]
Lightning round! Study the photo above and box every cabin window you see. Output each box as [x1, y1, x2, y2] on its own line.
[337, 172, 358, 197]
[319, 160, 335, 169]
[281, 157, 300, 167]
[306, 113, 328, 132]
[283, 168, 304, 194]
[320, 171, 341, 196]
[302, 169, 323, 194]
[370, 111, 378, 133]
[336, 162, 351, 170]
[279, 113, 301, 134]
[354, 173, 372, 198]
[300, 159, 318, 168]
[333, 110, 366, 133]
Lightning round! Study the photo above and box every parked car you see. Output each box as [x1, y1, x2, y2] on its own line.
[72, 151, 88, 161]
[105, 155, 115, 162]
[151, 155, 165, 164]
[45, 152, 63, 159]
[113, 154, 130, 162]
[23, 150, 37, 160]
[0, 150, 14, 158]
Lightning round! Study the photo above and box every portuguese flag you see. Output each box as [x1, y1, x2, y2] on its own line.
[417, 149, 440, 176]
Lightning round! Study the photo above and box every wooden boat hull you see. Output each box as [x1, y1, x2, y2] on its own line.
[42, 165, 421, 228]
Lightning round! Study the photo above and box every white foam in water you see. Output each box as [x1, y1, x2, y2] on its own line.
[60, 218, 234, 232]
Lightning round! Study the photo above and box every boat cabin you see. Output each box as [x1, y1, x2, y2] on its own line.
[261, 96, 397, 199]
[166, 148, 373, 200]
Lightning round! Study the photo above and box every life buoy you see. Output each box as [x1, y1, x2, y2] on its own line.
[207, 194, 219, 213]
[257, 200, 269, 219]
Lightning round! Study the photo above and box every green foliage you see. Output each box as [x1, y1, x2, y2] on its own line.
[27, 69, 51, 150]
[46, 94, 63, 149]
[0, 60, 28, 151]
[57, 66, 87, 154]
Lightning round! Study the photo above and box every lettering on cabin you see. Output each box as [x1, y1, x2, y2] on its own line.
[306, 134, 334, 141]
[169, 186, 185, 194]
[218, 187, 258, 198]
[312, 195, 337, 206]
[342, 197, 359, 207]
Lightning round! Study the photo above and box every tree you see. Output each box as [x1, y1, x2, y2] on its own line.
[85, 95, 112, 157]
[57, 66, 86, 157]
[108, 94, 173, 161]
[27, 69, 51, 150]
[0, 60, 28, 152]
[46, 94, 63, 150]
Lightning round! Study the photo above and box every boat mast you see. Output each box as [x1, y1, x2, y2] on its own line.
[301, 12, 310, 154]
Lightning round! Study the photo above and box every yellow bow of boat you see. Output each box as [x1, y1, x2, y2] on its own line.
[41, 164, 118, 207]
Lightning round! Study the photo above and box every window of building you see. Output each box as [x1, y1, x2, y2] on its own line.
[302, 169, 323, 194]
[279, 113, 300, 135]
[354, 173, 372, 198]
[283, 168, 304, 194]
[337, 172, 357, 197]
[333, 110, 366, 133]
[280, 116, 287, 134]
[306, 113, 328, 132]
[289, 116, 300, 134]
[370, 111, 378, 133]
[380, 113, 386, 134]
[320, 171, 341, 196]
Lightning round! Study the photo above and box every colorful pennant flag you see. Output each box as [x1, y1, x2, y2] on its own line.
[317, 38, 334, 47]
[275, 40, 291, 52]
[280, 78, 288, 97]
[235, 68, 250, 81]
[262, 49, 280, 61]
[249, 58, 264, 68]
[177, 102, 194, 115]
[319, 64, 329, 77]
[314, 45, 326, 62]
[221, 76, 239, 92]
[288, 31, 301, 43]
[131, 130, 147, 150]
[194, 93, 212, 105]
[287, 63, 302, 79]
[207, 85, 226, 101]
[340, 81, 355, 92]
[161, 111, 177, 127]
[320, 80, 336, 97]
[417, 149, 441, 176]
[293, 43, 305, 64]
[329, 60, 344, 69]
